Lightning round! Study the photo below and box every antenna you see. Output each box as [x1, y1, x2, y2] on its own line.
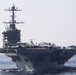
[4, 4, 24, 26]
[4, 4, 22, 11]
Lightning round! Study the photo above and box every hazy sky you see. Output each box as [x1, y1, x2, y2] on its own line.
[0, 0, 76, 47]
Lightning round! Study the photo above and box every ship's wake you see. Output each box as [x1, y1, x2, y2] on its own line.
[0, 66, 76, 75]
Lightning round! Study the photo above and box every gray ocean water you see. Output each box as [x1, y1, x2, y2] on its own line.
[0, 53, 76, 75]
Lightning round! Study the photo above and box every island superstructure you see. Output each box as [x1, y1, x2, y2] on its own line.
[0, 5, 76, 72]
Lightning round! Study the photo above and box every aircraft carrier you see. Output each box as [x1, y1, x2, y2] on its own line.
[0, 5, 76, 73]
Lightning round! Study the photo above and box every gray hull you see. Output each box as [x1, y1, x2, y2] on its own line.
[6, 48, 74, 72]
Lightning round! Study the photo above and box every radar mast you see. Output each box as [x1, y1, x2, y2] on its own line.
[2, 5, 23, 48]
